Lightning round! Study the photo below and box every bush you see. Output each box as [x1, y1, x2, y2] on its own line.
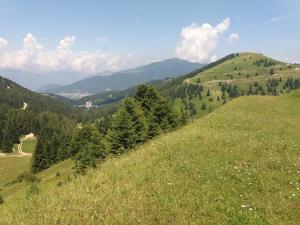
[0, 193, 4, 204]
[19, 171, 38, 183]
[26, 183, 40, 199]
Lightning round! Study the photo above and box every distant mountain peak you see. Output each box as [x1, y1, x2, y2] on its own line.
[42, 58, 204, 98]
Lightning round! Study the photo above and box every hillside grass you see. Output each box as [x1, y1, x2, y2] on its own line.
[0, 157, 31, 188]
[1, 90, 299, 225]
[188, 52, 286, 83]
[177, 52, 300, 120]
[22, 137, 37, 153]
[186, 52, 299, 93]
[0, 159, 74, 206]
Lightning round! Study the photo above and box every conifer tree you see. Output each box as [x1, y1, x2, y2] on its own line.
[180, 107, 188, 125]
[123, 98, 148, 143]
[201, 103, 206, 110]
[206, 89, 211, 96]
[72, 125, 106, 174]
[108, 107, 135, 154]
[0, 193, 4, 204]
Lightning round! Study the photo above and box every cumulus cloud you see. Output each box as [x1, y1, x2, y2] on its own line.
[0, 33, 138, 74]
[0, 38, 8, 48]
[175, 18, 230, 63]
[58, 36, 76, 50]
[228, 33, 240, 44]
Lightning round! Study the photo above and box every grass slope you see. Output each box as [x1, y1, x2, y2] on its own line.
[174, 52, 300, 120]
[187, 52, 299, 92]
[22, 137, 37, 153]
[0, 159, 73, 205]
[1, 90, 299, 225]
[0, 157, 31, 187]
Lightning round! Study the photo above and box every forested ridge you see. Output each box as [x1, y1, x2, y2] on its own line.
[1, 52, 300, 176]
[0, 76, 80, 154]
[33, 84, 184, 174]
[0, 74, 184, 175]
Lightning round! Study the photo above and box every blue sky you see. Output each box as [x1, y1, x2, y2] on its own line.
[0, 0, 299, 74]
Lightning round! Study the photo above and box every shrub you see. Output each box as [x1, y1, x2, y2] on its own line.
[0, 193, 4, 204]
[26, 183, 40, 199]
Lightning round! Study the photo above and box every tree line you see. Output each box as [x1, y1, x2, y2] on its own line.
[31, 85, 184, 174]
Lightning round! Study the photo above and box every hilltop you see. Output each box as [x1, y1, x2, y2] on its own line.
[1, 90, 299, 224]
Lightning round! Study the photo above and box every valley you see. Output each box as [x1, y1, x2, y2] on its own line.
[1, 90, 299, 224]
[0, 51, 300, 224]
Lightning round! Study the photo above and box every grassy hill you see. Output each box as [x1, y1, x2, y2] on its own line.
[1, 90, 299, 225]
[186, 52, 299, 93]
[170, 52, 300, 119]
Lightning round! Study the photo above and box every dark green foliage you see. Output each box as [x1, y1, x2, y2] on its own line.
[206, 89, 211, 96]
[253, 58, 275, 67]
[0, 108, 33, 153]
[135, 85, 179, 135]
[108, 96, 149, 154]
[108, 107, 136, 154]
[108, 85, 179, 154]
[0, 193, 4, 204]
[201, 103, 206, 110]
[123, 98, 148, 143]
[95, 112, 112, 135]
[0, 76, 78, 119]
[72, 125, 106, 174]
[31, 112, 75, 173]
[283, 78, 300, 90]
[189, 101, 197, 116]
[180, 108, 188, 125]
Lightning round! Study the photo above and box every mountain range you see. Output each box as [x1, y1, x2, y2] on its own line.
[41, 58, 203, 99]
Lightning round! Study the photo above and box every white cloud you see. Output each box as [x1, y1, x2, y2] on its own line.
[228, 33, 240, 44]
[0, 38, 8, 48]
[0, 33, 141, 74]
[58, 36, 76, 50]
[23, 33, 44, 51]
[175, 18, 230, 63]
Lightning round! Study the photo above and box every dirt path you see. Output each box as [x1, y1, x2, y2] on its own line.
[0, 135, 33, 158]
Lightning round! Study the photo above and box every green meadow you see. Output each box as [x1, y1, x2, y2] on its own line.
[1, 90, 299, 225]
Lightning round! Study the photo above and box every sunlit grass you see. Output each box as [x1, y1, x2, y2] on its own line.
[1, 90, 299, 225]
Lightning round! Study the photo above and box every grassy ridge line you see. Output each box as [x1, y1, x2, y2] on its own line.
[158, 53, 237, 95]
[1, 90, 300, 225]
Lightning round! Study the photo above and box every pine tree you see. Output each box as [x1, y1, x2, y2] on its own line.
[108, 107, 135, 154]
[206, 89, 211, 96]
[201, 103, 206, 110]
[0, 193, 4, 204]
[123, 98, 148, 143]
[32, 112, 75, 173]
[180, 107, 188, 125]
[134, 85, 178, 135]
[189, 101, 197, 116]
